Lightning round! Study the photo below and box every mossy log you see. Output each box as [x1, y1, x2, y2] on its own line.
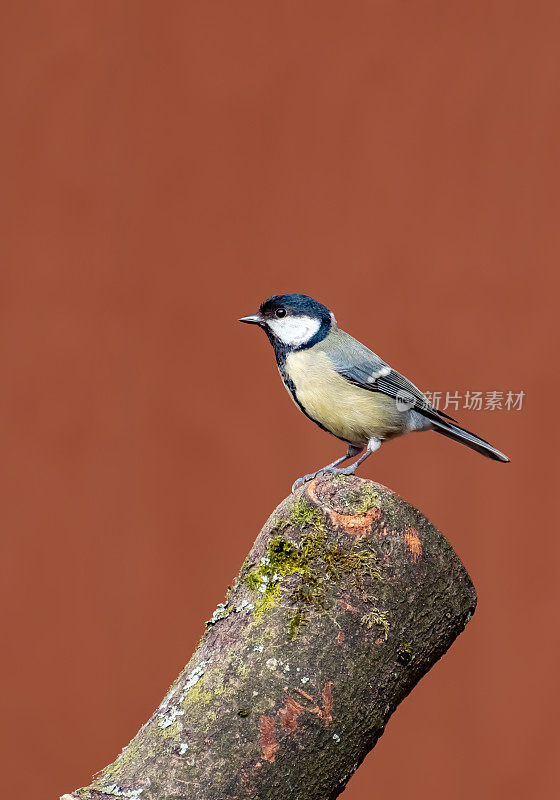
[63, 476, 477, 800]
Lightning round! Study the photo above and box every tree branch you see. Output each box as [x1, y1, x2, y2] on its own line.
[63, 475, 476, 800]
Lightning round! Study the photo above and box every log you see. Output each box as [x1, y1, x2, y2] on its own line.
[63, 475, 476, 800]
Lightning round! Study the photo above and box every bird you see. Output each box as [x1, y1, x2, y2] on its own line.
[239, 293, 509, 491]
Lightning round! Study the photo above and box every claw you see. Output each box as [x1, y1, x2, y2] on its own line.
[291, 472, 317, 492]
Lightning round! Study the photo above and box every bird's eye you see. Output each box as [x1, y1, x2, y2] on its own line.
[275, 307, 286, 318]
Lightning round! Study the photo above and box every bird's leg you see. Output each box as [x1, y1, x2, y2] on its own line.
[291, 445, 363, 493]
[325, 437, 382, 477]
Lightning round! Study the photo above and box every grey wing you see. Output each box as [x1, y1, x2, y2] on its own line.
[321, 329, 457, 424]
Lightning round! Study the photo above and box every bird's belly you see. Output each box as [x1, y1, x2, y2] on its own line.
[284, 350, 406, 446]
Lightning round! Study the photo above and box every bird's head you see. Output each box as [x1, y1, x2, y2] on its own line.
[239, 294, 334, 351]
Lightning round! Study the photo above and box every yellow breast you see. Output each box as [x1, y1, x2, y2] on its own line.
[284, 350, 405, 446]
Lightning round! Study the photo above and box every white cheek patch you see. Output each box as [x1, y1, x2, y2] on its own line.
[267, 315, 321, 347]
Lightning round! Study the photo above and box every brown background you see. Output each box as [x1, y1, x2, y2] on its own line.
[1, 2, 558, 798]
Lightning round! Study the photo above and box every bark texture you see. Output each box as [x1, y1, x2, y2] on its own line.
[63, 475, 477, 800]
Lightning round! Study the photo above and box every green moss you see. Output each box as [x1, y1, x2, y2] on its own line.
[329, 478, 379, 514]
[207, 710, 218, 721]
[243, 533, 309, 595]
[253, 581, 281, 623]
[269, 498, 325, 537]
[243, 505, 382, 639]
[244, 571, 263, 591]
[348, 486, 379, 514]
[290, 497, 323, 532]
[300, 529, 327, 558]
[290, 578, 327, 611]
[361, 608, 390, 639]
[243, 527, 324, 624]
[288, 607, 307, 640]
[323, 541, 381, 586]
[268, 534, 305, 575]
[396, 643, 413, 665]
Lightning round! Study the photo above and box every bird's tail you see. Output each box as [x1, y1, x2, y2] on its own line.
[431, 418, 510, 462]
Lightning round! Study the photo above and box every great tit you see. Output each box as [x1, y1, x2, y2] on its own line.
[240, 293, 509, 490]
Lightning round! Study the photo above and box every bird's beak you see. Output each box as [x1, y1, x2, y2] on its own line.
[238, 313, 264, 326]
